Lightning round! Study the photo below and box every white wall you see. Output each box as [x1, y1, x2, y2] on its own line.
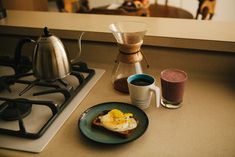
[215, 0, 235, 22]
[89, 0, 121, 8]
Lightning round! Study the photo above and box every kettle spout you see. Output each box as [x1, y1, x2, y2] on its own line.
[71, 32, 85, 64]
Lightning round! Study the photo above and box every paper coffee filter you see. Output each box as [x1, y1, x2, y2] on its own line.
[109, 21, 147, 44]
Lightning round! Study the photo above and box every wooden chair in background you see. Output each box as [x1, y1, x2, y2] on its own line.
[196, 0, 216, 20]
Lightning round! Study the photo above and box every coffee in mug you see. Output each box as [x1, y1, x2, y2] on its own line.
[160, 69, 188, 109]
[130, 78, 152, 86]
[127, 74, 160, 109]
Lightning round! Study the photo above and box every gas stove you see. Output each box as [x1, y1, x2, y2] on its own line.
[0, 56, 105, 153]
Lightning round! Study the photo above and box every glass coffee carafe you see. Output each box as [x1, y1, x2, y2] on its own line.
[109, 21, 148, 93]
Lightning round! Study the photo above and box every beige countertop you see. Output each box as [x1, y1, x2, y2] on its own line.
[0, 10, 235, 157]
[0, 10, 235, 52]
[0, 61, 235, 157]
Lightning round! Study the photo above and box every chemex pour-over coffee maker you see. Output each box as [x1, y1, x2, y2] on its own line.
[109, 21, 148, 93]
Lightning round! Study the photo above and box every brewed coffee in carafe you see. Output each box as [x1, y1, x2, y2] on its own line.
[109, 21, 147, 93]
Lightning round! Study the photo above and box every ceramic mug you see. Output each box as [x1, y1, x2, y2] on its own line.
[127, 73, 160, 109]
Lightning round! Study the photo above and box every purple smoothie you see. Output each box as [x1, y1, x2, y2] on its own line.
[161, 69, 187, 104]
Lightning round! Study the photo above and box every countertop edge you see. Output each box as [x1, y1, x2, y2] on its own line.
[0, 10, 235, 53]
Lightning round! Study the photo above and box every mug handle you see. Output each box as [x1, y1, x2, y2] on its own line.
[150, 86, 161, 108]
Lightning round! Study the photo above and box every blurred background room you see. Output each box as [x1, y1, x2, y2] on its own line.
[1, 0, 235, 22]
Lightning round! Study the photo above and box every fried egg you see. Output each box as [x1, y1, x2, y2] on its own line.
[99, 109, 138, 132]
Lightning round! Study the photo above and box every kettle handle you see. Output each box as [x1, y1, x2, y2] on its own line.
[71, 32, 85, 64]
[14, 38, 36, 73]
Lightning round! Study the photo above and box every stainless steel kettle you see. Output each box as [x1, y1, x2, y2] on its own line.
[15, 27, 84, 81]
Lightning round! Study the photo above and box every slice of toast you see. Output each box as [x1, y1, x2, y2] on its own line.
[92, 110, 138, 138]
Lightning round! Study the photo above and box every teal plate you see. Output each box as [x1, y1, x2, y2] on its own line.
[78, 102, 149, 144]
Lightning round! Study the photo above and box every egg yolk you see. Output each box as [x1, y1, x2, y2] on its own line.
[109, 109, 133, 119]
[99, 109, 137, 132]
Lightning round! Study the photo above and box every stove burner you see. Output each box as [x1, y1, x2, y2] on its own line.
[0, 77, 11, 92]
[0, 98, 32, 121]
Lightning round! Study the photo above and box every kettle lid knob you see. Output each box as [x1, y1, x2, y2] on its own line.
[43, 27, 52, 37]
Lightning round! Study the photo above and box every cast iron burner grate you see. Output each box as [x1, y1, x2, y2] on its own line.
[0, 56, 95, 139]
[0, 97, 58, 139]
[0, 55, 31, 92]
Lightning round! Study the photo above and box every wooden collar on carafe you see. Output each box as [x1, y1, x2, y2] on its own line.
[116, 42, 150, 67]
[117, 50, 142, 64]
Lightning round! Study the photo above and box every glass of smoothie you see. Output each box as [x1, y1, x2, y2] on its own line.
[160, 69, 188, 109]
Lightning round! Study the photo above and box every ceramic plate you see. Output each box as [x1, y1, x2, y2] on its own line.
[78, 102, 149, 144]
